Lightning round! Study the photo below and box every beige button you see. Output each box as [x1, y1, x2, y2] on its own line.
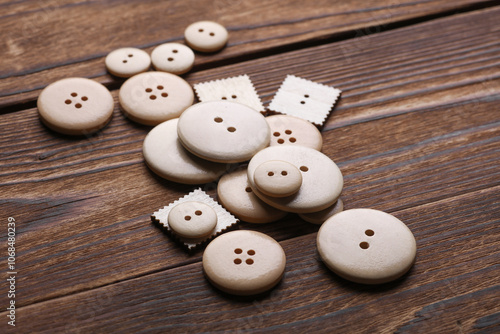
[254, 160, 302, 197]
[37, 78, 114, 136]
[142, 119, 228, 184]
[203, 230, 286, 295]
[299, 198, 343, 225]
[248, 146, 343, 213]
[119, 72, 194, 125]
[151, 43, 195, 75]
[217, 168, 287, 223]
[266, 115, 323, 151]
[177, 101, 270, 163]
[105, 47, 151, 78]
[168, 201, 217, 239]
[317, 209, 417, 284]
[184, 21, 228, 52]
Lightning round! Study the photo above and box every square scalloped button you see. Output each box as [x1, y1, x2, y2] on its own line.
[151, 188, 239, 251]
[268, 75, 341, 126]
[193, 74, 265, 113]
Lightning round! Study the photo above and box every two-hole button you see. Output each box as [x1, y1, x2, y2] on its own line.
[254, 160, 302, 197]
[184, 21, 228, 52]
[168, 201, 217, 239]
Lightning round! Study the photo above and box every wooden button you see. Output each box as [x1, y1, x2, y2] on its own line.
[217, 168, 287, 224]
[266, 115, 323, 151]
[168, 201, 217, 239]
[142, 119, 229, 184]
[119, 72, 194, 125]
[248, 146, 343, 213]
[184, 21, 228, 52]
[254, 160, 302, 197]
[105, 47, 151, 78]
[37, 77, 114, 136]
[151, 43, 195, 75]
[177, 101, 270, 163]
[203, 230, 286, 295]
[317, 209, 417, 284]
[299, 198, 343, 225]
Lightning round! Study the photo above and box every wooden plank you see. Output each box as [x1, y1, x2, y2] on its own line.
[0, 0, 496, 107]
[1, 7, 499, 308]
[4, 185, 499, 332]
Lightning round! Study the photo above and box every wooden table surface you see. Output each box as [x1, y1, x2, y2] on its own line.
[1, 0, 499, 333]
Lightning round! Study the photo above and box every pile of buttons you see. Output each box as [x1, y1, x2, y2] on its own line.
[36, 20, 417, 297]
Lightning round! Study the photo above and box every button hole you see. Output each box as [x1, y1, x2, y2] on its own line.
[157, 85, 164, 90]
[285, 129, 292, 134]
[65, 99, 72, 105]
[300, 166, 308, 172]
[281, 171, 287, 176]
[234, 258, 242, 265]
[71, 92, 77, 97]
[360, 242, 369, 249]
[289, 137, 296, 143]
[195, 210, 202, 216]
[161, 92, 168, 98]
[81, 96, 88, 101]
[128, 54, 133, 57]
[273, 132, 280, 137]
[277, 139, 285, 144]
[231, 95, 237, 99]
[247, 250, 255, 256]
[365, 229, 374, 236]
[145, 88, 152, 93]
[214, 117, 223, 123]
[168, 57, 174, 61]
[75, 103, 82, 109]
[172, 49, 178, 53]
[304, 94, 309, 98]
[209, 32, 215, 36]
[227, 127, 236, 132]
[234, 248, 242, 254]
[300, 101, 305, 104]
[245, 187, 252, 193]
[184, 215, 191, 221]
[150, 95, 157, 100]
[246, 259, 254, 265]
[268, 172, 274, 176]
[198, 28, 204, 32]
[221, 97, 227, 100]
[122, 60, 127, 63]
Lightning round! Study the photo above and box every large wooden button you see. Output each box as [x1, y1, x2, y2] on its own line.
[266, 115, 323, 151]
[119, 72, 194, 126]
[142, 119, 228, 184]
[254, 160, 302, 197]
[203, 230, 286, 295]
[177, 101, 270, 163]
[151, 43, 195, 75]
[168, 201, 217, 239]
[105, 47, 151, 78]
[217, 168, 287, 223]
[184, 21, 228, 52]
[317, 209, 417, 284]
[37, 78, 114, 136]
[248, 146, 343, 213]
[299, 198, 343, 225]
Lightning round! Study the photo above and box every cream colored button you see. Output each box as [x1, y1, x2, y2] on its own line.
[317, 209, 417, 284]
[151, 43, 195, 75]
[37, 78, 114, 136]
[266, 115, 323, 151]
[248, 146, 343, 213]
[184, 21, 228, 52]
[254, 160, 302, 197]
[299, 198, 343, 225]
[203, 230, 286, 295]
[119, 72, 194, 125]
[142, 119, 228, 184]
[105, 47, 151, 78]
[168, 201, 217, 239]
[217, 168, 287, 223]
[177, 101, 270, 163]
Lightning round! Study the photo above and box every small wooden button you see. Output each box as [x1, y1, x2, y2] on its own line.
[217, 168, 287, 224]
[105, 47, 151, 78]
[266, 115, 323, 151]
[299, 198, 343, 225]
[119, 72, 194, 125]
[177, 101, 270, 163]
[317, 209, 417, 284]
[184, 21, 228, 52]
[37, 77, 114, 136]
[151, 43, 195, 75]
[168, 201, 217, 239]
[254, 160, 302, 197]
[142, 119, 229, 184]
[248, 146, 343, 213]
[203, 230, 286, 295]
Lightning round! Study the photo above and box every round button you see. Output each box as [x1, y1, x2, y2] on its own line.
[248, 146, 343, 213]
[142, 119, 229, 184]
[217, 168, 287, 224]
[254, 160, 302, 197]
[177, 101, 270, 163]
[151, 43, 195, 75]
[184, 21, 228, 52]
[317, 209, 417, 284]
[119, 72, 194, 126]
[266, 115, 323, 151]
[105, 47, 151, 78]
[168, 201, 217, 239]
[299, 198, 343, 225]
[37, 78, 114, 136]
[203, 230, 286, 295]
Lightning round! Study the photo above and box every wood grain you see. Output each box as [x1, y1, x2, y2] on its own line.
[0, 0, 496, 107]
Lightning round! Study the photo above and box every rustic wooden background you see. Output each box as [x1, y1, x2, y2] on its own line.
[1, 0, 499, 332]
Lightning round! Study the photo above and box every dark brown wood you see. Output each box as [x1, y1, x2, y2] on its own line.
[0, 1, 499, 333]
